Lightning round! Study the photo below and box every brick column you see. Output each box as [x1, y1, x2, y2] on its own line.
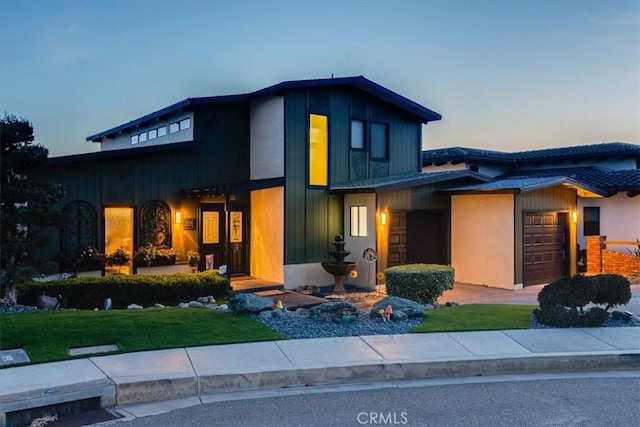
[585, 235, 602, 274]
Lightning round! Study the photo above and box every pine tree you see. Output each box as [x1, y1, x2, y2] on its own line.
[1, 113, 65, 304]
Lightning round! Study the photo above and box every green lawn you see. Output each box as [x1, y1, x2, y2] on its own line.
[411, 304, 536, 333]
[0, 308, 285, 365]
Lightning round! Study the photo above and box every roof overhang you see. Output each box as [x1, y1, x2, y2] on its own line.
[47, 141, 196, 165]
[444, 176, 606, 198]
[329, 170, 490, 194]
[182, 177, 284, 198]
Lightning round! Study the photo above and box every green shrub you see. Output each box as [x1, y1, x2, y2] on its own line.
[384, 264, 454, 304]
[533, 305, 579, 328]
[591, 274, 631, 311]
[583, 307, 610, 327]
[537, 274, 597, 311]
[17, 270, 230, 309]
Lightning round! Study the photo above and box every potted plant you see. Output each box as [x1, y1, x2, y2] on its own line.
[187, 250, 200, 273]
[134, 242, 157, 267]
[76, 246, 105, 272]
[106, 247, 130, 274]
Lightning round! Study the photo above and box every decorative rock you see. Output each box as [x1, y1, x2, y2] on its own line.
[188, 301, 205, 308]
[179, 302, 189, 308]
[228, 293, 275, 313]
[218, 304, 229, 311]
[308, 301, 359, 324]
[424, 304, 435, 310]
[36, 295, 61, 310]
[197, 295, 216, 304]
[257, 310, 275, 320]
[445, 301, 460, 307]
[392, 310, 408, 321]
[370, 296, 425, 318]
[103, 298, 112, 311]
[154, 303, 166, 308]
[127, 303, 143, 310]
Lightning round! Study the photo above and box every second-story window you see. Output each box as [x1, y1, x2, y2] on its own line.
[169, 122, 179, 134]
[309, 114, 328, 186]
[351, 119, 365, 150]
[371, 122, 388, 160]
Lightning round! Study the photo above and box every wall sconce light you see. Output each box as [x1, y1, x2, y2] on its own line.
[572, 211, 577, 224]
[380, 212, 387, 226]
[175, 211, 182, 224]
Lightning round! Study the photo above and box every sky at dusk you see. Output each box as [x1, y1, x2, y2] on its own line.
[1, 0, 638, 157]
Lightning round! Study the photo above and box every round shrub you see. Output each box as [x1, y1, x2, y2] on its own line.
[583, 307, 610, 327]
[384, 264, 454, 304]
[533, 305, 579, 328]
[537, 274, 597, 310]
[591, 274, 631, 311]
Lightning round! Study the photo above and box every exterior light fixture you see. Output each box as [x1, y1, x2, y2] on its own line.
[380, 212, 387, 226]
[572, 211, 577, 224]
[176, 211, 182, 224]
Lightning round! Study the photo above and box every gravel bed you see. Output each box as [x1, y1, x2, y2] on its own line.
[529, 313, 640, 329]
[251, 311, 423, 339]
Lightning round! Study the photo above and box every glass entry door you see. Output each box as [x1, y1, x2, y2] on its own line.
[104, 207, 134, 275]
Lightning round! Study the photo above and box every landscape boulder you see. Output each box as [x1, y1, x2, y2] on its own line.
[308, 301, 359, 324]
[228, 293, 275, 313]
[370, 296, 425, 318]
[36, 295, 61, 310]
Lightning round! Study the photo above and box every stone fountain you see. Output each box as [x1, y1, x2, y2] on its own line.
[321, 235, 357, 295]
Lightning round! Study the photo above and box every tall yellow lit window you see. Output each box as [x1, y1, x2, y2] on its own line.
[309, 114, 328, 186]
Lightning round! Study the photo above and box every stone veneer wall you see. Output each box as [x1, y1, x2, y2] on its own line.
[586, 235, 640, 276]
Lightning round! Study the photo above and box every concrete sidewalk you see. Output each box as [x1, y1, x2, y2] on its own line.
[1, 327, 639, 425]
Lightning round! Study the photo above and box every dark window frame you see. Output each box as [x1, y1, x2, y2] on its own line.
[350, 119, 366, 151]
[583, 206, 600, 236]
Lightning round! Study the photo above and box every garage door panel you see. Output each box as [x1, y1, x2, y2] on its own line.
[523, 212, 568, 286]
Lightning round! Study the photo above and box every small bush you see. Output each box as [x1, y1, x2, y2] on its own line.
[533, 305, 579, 328]
[583, 307, 610, 327]
[537, 274, 597, 311]
[17, 270, 230, 309]
[384, 264, 454, 304]
[591, 274, 631, 311]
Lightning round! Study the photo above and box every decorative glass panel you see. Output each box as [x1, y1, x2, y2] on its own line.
[158, 126, 167, 137]
[130, 135, 139, 144]
[309, 114, 328, 186]
[169, 122, 179, 133]
[148, 129, 157, 139]
[62, 201, 98, 257]
[230, 211, 242, 243]
[139, 132, 147, 142]
[350, 206, 367, 237]
[203, 211, 220, 244]
[139, 200, 172, 247]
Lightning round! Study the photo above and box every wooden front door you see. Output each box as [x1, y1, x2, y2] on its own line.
[228, 210, 247, 276]
[387, 211, 407, 267]
[523, 212, 568, 286]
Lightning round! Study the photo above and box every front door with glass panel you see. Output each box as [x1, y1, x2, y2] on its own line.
[200, 204, 225, 271]
[104, 207, 134, 275]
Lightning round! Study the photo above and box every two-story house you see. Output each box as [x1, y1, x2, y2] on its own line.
[39, 76, 486, 290]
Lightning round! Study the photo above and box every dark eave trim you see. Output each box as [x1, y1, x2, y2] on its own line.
[47, 141, 196, 165]
[182, 177, 285, 197]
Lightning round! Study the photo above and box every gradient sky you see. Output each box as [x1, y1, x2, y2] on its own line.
[1, 0, 638, 157]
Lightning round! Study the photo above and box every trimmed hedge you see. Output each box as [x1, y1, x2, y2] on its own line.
[384, 263, 455, 304]
[533, 273, 630, 327]
[17, 270, 230, 310]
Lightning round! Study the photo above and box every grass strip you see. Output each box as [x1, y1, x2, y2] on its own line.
[0, 307, 285, 365]
[411, 304, 536, 333]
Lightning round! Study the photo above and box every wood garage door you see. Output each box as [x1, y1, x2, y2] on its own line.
[523, 212, 568, 286]
[388, 210, 447, 268]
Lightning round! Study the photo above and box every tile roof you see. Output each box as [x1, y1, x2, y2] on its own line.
[423, 142, 640, 166]
[445, 166, 639, 196]
[329, 170, 489, 193]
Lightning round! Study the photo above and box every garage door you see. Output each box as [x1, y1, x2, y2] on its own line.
[523, 212, 568, 286]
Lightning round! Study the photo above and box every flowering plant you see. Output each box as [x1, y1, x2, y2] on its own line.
[106, 247, 130, 267]
[187, 250, 200, 267]
[79, 246, 104, 263]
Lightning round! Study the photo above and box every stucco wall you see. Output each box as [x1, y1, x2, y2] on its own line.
[250, 96, 284, 180]
[284, 263, 333, 290]
[451, 194, 515, 289]
[579, 193, 640, 254]
[250, 186, 284, 283]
